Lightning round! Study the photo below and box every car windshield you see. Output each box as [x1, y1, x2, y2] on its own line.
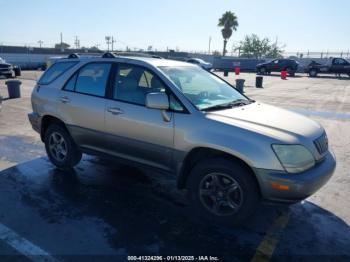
[159, 66, 248, 111]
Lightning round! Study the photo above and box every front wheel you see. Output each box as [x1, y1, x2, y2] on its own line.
[286, 67, 295, 77]
[44, 124, 82, 169]
[187, 158, 260, 226]
[309, 69, 318, 77]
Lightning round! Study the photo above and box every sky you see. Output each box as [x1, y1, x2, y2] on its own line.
[0, 0, 349, 53]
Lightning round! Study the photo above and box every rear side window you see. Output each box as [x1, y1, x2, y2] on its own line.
[74, 63, 111, 97]
[64, 74, 77, 91]
[39, 61, 77, 85]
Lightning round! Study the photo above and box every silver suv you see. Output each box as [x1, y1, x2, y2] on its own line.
[29, 53, 336, 225]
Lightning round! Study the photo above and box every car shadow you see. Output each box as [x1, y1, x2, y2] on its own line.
[307, 75, 350, 80]
[257, 73, 303, 78]
[0, 157, 349, 261]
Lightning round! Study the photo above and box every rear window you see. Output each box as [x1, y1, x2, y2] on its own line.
[39, 61, 77, 85]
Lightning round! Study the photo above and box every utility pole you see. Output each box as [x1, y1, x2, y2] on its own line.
[74, 36, 80, 49]
[105, 36, 111, 51]
[111, 36, 116, 52]
[208, 36, 211, 54]
[60, 32, 63, 49]
[38, 40, 43, 48]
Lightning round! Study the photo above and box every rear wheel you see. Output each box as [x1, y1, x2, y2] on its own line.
[187, 158, 260, 226]
[44, 124, 82, 169]
[309, 69, 318, 77]
[259, 67, 267, 75]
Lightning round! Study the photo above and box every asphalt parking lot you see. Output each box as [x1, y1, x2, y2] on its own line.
[0, 71, 350, 261]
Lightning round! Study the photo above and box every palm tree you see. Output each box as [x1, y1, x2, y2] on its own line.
[218, 11, 238, 56]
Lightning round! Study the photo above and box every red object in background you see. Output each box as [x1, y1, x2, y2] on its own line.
[281, 70, 287, 79]
[235, 67, 240, 75]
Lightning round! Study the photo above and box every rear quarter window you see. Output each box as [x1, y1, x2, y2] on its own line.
[38, 61, 77, 85]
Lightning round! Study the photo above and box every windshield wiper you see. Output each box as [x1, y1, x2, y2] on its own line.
[201, 103, 234, 112]
[202, 99, 255, 112]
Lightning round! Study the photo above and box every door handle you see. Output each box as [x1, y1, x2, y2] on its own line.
[60, 96, 70, 103]
[107, 107, 124, 115]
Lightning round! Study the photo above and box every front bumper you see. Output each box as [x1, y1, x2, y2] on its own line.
[28, 112, 41, 133]
[254, 151, 336, 203]
[0, 69, 13, 75]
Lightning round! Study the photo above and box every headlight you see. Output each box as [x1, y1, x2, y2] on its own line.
[272, 144, 315, 173]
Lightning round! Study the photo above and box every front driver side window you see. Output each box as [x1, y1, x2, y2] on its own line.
[113, 64, 184, 112]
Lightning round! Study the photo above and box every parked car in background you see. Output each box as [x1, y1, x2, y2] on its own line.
[29, 53, 335, 225]
[186, 58, 212, 71]
[305, 58, 350, 77]
[256, 59, 299, 76]
[0, 57, 21, 78]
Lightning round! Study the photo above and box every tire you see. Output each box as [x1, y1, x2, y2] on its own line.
[187, 158, 260, 226]
[259, 67, 267, 75]
[44, 124, 82, 169]
[14, 67, 21, 77]
[309, 69, 318, 77]
[286, 67, 295, 77]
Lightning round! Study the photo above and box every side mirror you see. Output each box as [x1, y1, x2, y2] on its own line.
[146, 92, 169, 110]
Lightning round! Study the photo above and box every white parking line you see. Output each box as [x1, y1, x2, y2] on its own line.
[0, 223, 59, 262]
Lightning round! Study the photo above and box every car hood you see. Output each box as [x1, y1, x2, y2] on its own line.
[206, 102, 324, 143]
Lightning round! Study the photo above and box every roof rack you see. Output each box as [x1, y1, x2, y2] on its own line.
[113, 52, 163, 59]
[67, 53, 80, 59]
[102, 52, 117, 58]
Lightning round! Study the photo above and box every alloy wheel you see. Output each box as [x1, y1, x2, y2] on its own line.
[49, 132, 67, 162]
[199, 172, 243, 216]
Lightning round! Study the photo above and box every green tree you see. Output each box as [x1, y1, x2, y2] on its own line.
[238, 34, 284, 59]
[218, 11, 238, 56]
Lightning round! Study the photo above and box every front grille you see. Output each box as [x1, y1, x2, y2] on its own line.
[0, 65, 10, 69]
[314, 133, 328, 155]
